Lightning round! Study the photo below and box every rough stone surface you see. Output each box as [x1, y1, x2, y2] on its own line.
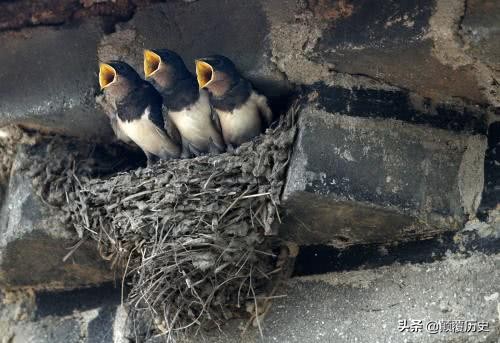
[263, 0, 500, 107]
[319, 0, 483, 102]
[262, 252, 500, 343]
[11, 316, 83, 343]
[461, 0, 500, 106]
[0, 284, 121, 343]
[0, 0, 138, 32]
[0, 143, 114, 289]
[87, 305, 117, 343]
[0, 289, 36, 340]
[280, 101, 487, 247]
[0, 19, 112, 140]
[462, 0, 500, 69]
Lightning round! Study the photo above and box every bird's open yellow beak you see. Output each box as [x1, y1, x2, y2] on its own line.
[99, 63, 116, 89]
[144, 50, 162, 78]
[195, 60, 214, 88]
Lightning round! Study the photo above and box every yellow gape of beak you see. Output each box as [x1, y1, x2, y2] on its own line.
[195, 60, 214, 88]
[144, 50, 162, 78]
[99, 63, 116, 89]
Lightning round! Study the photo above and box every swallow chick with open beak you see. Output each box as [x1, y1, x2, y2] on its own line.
[195, 55, 273, 149]
[144, 49, 225, 158]
[99, 61, 181, 165]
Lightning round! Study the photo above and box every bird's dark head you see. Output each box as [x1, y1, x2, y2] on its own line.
[195, 55, 239, 97]
[143, 49, 191, 89]
[99, 61, 141, 97]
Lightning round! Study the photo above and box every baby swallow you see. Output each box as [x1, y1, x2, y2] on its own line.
[144, 49, 225, 158]
[195, 55, 273, 149]
[98, 61, 181, 165]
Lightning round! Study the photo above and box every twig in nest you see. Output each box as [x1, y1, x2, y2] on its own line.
[62, 239, 85, 262]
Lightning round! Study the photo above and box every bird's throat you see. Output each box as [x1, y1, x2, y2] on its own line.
[206, 79, 231, 98]
[107, 80, 134, 103]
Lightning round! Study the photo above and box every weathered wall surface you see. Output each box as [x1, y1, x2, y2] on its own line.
[0, 20, 113, 139]
[0, 0, 498, 136]
[0, 0, 498, 342]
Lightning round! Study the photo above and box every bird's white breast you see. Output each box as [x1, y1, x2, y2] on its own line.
[118, 107, 174, 157]
[217, 92, 262, 145]
[169, 91, 221, 149]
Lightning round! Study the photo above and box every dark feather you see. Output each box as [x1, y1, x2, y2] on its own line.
[116, 81, 164, 131]
[163, 109, 182, 145]
[210, 106, 223, 133]
[160, 77, 200, 112]
[209, 78, 252, 112]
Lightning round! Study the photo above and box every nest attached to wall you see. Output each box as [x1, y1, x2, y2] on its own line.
[41, 103, 298, 340]
[0, 125, 38, 185]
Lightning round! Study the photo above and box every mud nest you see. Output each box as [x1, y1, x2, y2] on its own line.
[42, 103, 299, 340]
[0, 125, 37, 185]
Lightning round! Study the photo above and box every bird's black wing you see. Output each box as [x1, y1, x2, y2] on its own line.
[116, 82, 164, 131]
[210, 106, 223, 133]
[162, 104, 182, 145]
[143, 82, 166, 131]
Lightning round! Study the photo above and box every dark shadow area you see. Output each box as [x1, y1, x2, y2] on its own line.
[89, 141, 147, 174]
[309, 82, 488, 134]
[18, 126, 147, 173]
[292, 231, 500, 276]
[478, 121, 500, 217]
[35, 282, 121, 319]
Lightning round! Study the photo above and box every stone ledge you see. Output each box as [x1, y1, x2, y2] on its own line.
[0, 19, 112, 140]
[0, 143, 115, 290]
[280, 101, 487, 247]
